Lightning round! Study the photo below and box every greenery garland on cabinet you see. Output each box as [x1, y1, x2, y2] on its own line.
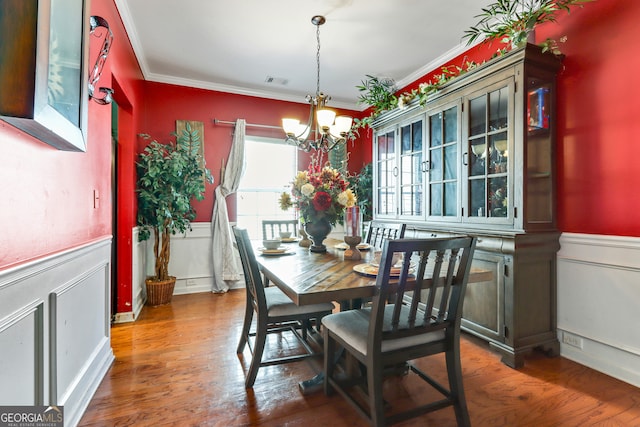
[353, 0, 594, 131]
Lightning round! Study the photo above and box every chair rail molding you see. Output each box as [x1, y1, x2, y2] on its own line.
[557, 232, 640, 388]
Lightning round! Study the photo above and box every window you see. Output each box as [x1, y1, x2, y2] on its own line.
[236, 137, 297, 238]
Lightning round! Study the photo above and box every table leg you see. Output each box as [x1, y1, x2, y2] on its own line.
[299, 300, 363, 395]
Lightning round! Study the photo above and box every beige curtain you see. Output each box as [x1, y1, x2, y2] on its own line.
[211, 119, 246, 292]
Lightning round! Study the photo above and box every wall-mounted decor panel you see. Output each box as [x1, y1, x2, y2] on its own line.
[0, 302, 44, 405]
[51, 263, 110, 404]
[0, 0, 90, 151]
[557, 233, 640, 387]
[0, 237, 113, 426]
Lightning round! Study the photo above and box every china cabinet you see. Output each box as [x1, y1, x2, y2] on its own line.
[372, 44, 562, 368]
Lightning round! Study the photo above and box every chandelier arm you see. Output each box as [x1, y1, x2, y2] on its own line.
[294, 99, 316, 141]
[323, 135, 344, 152]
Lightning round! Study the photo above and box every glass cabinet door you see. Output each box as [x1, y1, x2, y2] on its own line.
[427, 104, 460, 219]
[399, 118, 424, 219]
[375, 129, 397, 217]
[466, 79, 512, 222]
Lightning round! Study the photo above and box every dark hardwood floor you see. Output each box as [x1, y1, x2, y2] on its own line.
[80, 291, 640, 426]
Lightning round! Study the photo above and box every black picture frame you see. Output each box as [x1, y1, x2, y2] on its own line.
[0, 0, 90, 152]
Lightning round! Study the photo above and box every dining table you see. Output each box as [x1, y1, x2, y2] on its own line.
[254, 237, 493, 394]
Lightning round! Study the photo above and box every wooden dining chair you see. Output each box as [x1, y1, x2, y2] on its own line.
[322, 236, 477, 427]
[364, 221, 406, 249]
[262, 219, 298, 240]
[232, 226, 334, 388]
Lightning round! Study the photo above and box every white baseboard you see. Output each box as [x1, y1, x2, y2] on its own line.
[113, 312, 135, 323]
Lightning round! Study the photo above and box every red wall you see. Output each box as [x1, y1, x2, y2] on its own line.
[0, 1, 125, 269]
[90, 1, 146, 314]
[139, 81, 364, 222]
[537, 0, 640, 236]
[1, 0, 636, 317]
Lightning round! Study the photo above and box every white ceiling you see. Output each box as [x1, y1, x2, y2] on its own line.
[114, 0, 493, 111]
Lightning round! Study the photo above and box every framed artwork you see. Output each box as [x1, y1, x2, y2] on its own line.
[0, 0, 90, 151]
[176, 120, 205, 168]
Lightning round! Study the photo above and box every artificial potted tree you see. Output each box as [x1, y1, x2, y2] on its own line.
[136, 122, 213, 305]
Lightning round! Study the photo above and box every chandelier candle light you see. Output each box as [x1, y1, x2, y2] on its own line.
[282, 15, 353, 152]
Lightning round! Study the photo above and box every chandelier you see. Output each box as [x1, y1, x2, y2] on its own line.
[282, 15, 353, 152]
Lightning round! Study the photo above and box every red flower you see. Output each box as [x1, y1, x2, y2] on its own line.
[312, 191, 332, 211]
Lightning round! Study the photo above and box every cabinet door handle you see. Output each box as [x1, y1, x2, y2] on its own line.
[393, 166, 399, 177]
[463, 152, 469, 166]
[422, 160, 430, 172]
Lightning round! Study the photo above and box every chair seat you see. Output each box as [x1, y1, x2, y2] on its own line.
[322, 305, 445, 356]
[265, 286, 334, 317]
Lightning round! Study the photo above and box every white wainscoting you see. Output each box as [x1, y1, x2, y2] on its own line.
[165, 222, 219, 295]
[132, 227, 147, 320]
[557, 233, 640, 388]
[130, 223, 244, 313]
[0, 237, 114, 427]
[113, 228, 148, 324]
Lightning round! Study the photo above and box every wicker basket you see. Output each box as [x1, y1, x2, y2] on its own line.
[145, 276, 176, 306]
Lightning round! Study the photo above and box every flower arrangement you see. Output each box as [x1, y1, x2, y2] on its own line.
[279, 162, 356, 226]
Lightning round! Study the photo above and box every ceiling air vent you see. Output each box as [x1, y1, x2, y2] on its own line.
[265, 76, 289, 86]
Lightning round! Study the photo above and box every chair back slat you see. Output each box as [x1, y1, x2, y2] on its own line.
[437, 248, 461, 321]
[407, 249, 428, 324]
[365, 221, 406, 249]
[233, 227, 267, 316]
[368, 237, 476, 350]
[422, 249, 444, 324]
[262, 219, 298, 240]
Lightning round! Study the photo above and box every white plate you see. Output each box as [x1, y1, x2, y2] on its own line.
[258, 247, 287, 254]
[369, 259, 416, 268]
[353, 263, 415, 277]
[334, 242, 349, 250]
[280, 237, 299, 243]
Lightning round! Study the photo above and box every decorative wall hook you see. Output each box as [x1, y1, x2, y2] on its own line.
[88, 16, 114, 105]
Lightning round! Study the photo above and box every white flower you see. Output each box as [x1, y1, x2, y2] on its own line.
[337, 191, 349, 206]
[301, 183, 315, 197]
[337, 189, 356, 207]
[397, 97, 407, 110]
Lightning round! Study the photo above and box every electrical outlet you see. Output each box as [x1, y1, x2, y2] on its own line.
[562, 331, 583, 349]
[186, 279, 197, 287]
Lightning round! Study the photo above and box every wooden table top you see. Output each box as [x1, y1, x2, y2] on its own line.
[255, 238, 493, 306]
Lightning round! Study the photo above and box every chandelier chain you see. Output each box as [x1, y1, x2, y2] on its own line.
[281, 15, 353, 152]
[316, 23, 321, 98]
